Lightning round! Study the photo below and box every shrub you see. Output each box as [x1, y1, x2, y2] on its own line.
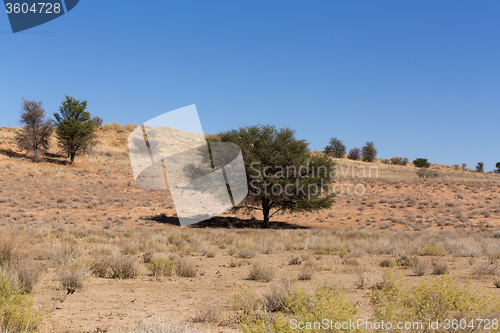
[362, 141, 377, 162]
[462, 162, 467, 170]
[147, 257, 176, 278]
[0, 274, 43, 332]
[124, 124, 138, 132]
[410, 259, 429, 276]
[390, 157, 409, 166]
[476, 162, 484, 173]
[91, 256, 111, 278]
[417, 168, 439, 179]
[192, 306, 221, 324]
[496, 162, 500, 173]
[248, 263, 274, 282]
[413, 158, 430, 168]
[324, 137, 346, 158]
[110, 256, 139, 279]
[262, 279, 295, 312]
[418, 244, 448, 256]
[371, 271, 500, 330]
[240, 286, 358, 333]
[380, 158, 391, 165]
[348, 148, 360, 160]
[14, 99, 53, 161]
[14, 259, 43, 294]
[175, 258, 197, 278]
[57, 264, 86, 290]
[431, 261, 448, 275]
[232, 288, 259, 315]
[237, 247, 255, 259]
[380, 258, 395, 267]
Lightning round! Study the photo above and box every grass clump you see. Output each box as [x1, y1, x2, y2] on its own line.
[418, 244, 448, 256]
[248, 263, 274, 282]
[147, 257, 176, 278]
[0, 273, 44, 332]
[175, 257, 197, 278]
[110, 256, 139, 279]
[371, 270, 500, 331]
[240, 286, 358, 333]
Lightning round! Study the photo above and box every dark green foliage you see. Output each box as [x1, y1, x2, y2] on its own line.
[324, 137, 346, 158]
[496, 162, 500, 173]
[413, 158, 431, 168]
[207, 124, 336, 228]
[348, 148, 360, 160]
[53, 96, 96, 164]
[14, 99, 53, 161]
[476, 162, 484, 173]
[362, 141, 377, 162]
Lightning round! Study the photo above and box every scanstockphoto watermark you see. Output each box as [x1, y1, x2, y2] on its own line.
[249, 161, 379, 198]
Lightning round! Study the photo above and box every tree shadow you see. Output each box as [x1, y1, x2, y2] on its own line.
[192, 216, 309, 229]
[0, 148, 68, 165]
[0, 148, 25, 159]
[141, 213, 181, 226]
[142, 213, 309, 229]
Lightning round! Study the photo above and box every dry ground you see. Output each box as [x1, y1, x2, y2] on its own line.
[0, 125, 500, 332]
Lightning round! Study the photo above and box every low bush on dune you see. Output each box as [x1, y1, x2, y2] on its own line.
[371, 271, 500, 332]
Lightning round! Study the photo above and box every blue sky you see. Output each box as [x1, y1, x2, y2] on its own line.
[1, 1, 499, 171]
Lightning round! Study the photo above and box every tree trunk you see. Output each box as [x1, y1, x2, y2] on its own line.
[70, 152, 76, 164]
[262, 198, 270, 228]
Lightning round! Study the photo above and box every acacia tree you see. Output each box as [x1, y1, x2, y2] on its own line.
[53, 96, 96, 164]
[362, 141, 377, 162]
[324, 137, 346, 158]
[14, 98, 53, 161]
[207, 124, 336, 228]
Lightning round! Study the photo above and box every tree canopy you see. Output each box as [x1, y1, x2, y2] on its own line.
[53, 95, 96, 164]
[207, 124, 336, 228]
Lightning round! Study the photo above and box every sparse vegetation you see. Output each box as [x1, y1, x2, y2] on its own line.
[14, 98, 53, 161]
[476, 162, 484, 173]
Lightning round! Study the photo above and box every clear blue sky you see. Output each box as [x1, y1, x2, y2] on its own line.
[1, 1, 499, 171]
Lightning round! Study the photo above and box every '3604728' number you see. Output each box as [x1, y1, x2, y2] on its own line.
[5, 3, 61, 14]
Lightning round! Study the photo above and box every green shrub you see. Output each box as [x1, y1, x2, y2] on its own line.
[418, 244, 448, 256]
[413, 158, 430, 168]
[362, 141, 377, 162]
[476, 162, 484, 173]
[240, 286, 358, 332]
[371, 270, 500, 332]
[324, 137, 346, 158]
[147, 257, 176, 278]
[496, 162, 500, 173]
[0, 274, 43, 332]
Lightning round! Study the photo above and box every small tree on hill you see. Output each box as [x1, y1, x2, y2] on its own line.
[207, 124, 336, 228]
[496, 162, 500, 173]
[14, 98, 53, 161]
[413, 158, 430, 168]
[476, 162, 484, 173]
[324, 137, 346, 158]
[348, 148, 360, 160]
[362, 141, 377, 162]
[461, 163, 467, 170]
[53, 96, 96, 164]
